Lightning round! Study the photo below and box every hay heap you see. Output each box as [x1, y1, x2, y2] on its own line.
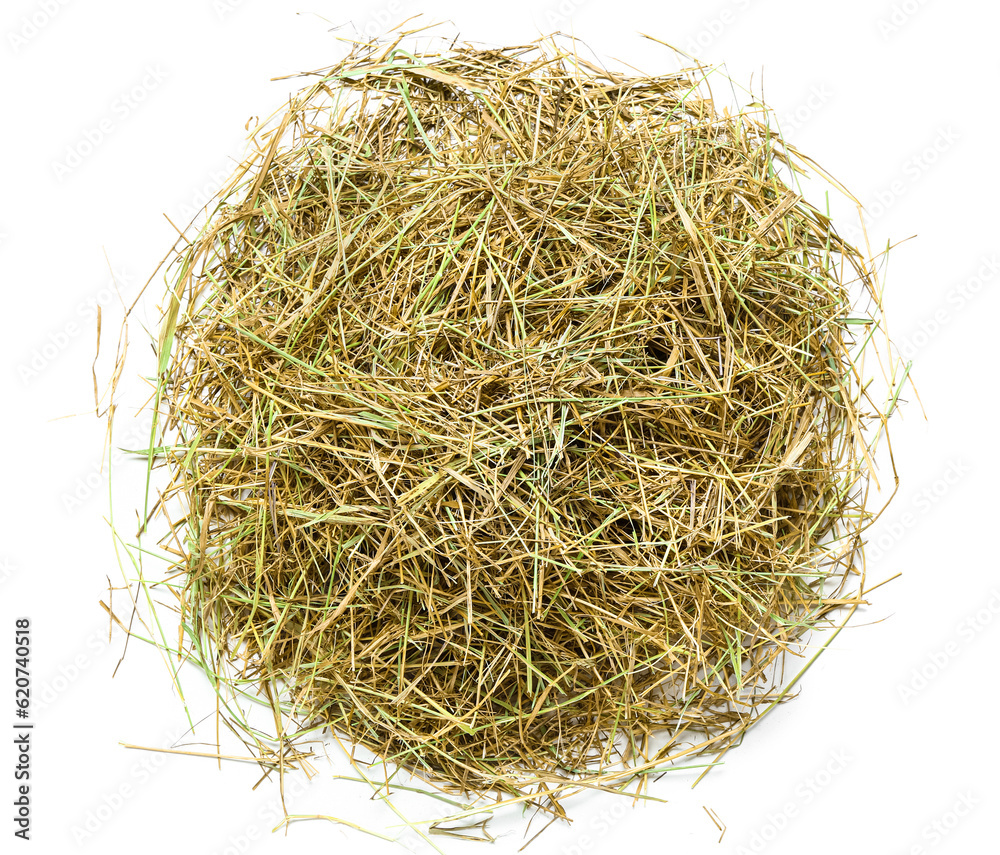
[152, 36, 887, 813]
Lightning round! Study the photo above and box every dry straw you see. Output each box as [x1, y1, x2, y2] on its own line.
[116, 28, 907, 839]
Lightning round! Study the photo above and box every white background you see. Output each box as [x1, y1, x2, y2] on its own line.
[2, 0, 996, 853]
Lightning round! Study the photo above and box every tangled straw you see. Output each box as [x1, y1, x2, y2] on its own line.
[139, 33, 900, 824]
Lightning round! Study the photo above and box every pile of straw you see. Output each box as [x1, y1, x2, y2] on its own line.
[147, 34, 894, 819]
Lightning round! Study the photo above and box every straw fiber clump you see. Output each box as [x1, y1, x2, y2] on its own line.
[154, 38, 884, 810]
